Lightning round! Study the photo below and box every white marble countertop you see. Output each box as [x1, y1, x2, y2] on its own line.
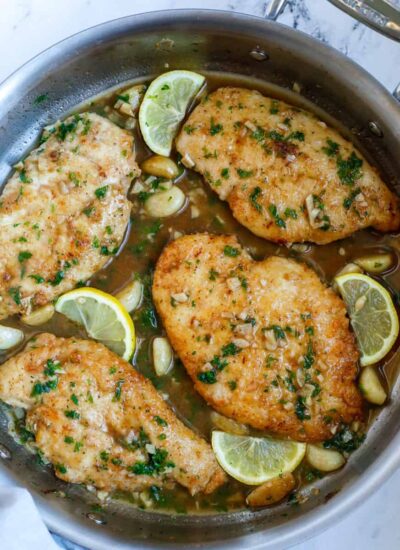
[1, 1, 400, 549]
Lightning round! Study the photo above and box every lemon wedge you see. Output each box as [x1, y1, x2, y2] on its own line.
[211, 431, 306, 485]
[139, 70, 205, 156]
[55, 287, 135, 361]
[335, 273, 398, 366]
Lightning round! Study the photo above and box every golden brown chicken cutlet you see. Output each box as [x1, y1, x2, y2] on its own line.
[176, 87, 400, 245]
[0, 334, 225, 495]
[153, 233, 364, 442]
[0, 113, 139, 320]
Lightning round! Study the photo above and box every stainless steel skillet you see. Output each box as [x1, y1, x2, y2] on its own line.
[0, 7, 400, 550]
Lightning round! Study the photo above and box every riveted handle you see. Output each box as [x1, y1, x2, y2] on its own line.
[327, 0, 400, 42]
[264, 0, 289, 20]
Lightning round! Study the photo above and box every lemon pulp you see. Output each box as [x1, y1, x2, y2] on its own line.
[139, 70, 205, 156]
[55, 287, 135, 361]
[211, 431, 306, 485]
[335, 273, 399, 366]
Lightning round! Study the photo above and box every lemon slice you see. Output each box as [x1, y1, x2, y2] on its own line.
[211, 431, 306, 485]
[139, 70, 205, 156]
[55, 288, 135, 361]
[335, 273, 399, 366]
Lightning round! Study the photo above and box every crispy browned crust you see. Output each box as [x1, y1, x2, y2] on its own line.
[176, 87, 400, 245]
[0, 113, 140, 320]
[0, 333, 225, 495]
[153, 233, 364, 442]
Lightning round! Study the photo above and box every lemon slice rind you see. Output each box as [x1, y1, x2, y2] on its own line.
[335, 273, 399, 366]
[139, 70, 205, 156]
[211, 431, 306, 485]
[55, 287, 135, 361]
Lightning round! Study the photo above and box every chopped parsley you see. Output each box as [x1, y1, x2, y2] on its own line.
[236, 168, 253, 179]
[284, 207, 298, 220]
[100, 245, 118, 256]
[197, 371, 217, 384]
[268, 325, 286, 340]
[184, 125, 196, 134]
[149, 485, 165, 504]
[228, 380, 237, 390]
[268, 204, 286, 228]
[31, 379, 58, 397]
[44, 359, 61, 377]
[64, 410, 80, 420]
[128, 448, 175, 476]
[29, 274, 44, 284]
[95, 185, 109, 199]
[71, 393, 79, 405]
[33, 93, 48, 104]
[18, 251, 32, 263]
[268, 130, 284, 142]
[83, 206, 95, 217]
[250, 126, 266, 142]
[221, 168, 230, 179]
[210, 118, 223, 135]
[249, 186, 263, 212]
[48, 270, 65, 286]
[114, 379, 124, 401]
[322, 139, 340, 157]
[221, 342, 240, 357]
[56, 117, 81, 141]
[209, 268, 219, 281]
[154, 416, 168, 427]
[295, 396, 310, 421]
[210, 356, 228, 370]
[68, 172, 80, 186]
[140, 306, 158, 330]
[223, 245, 240, 257]
[197, 354, 228, 385]
[323, 425, 365, 453]
[19, 169, 32, 184]
[287, 131, 304, 141]
[343, 187, 361, 210]
[303, 341, 315, 369]
[311, 195, 331, 230]
[337, 152, 363, 186]
[8, 287, 21, 305]
[138, 191, 151, 203]
[15, 420, 35, 444]
[285, 371, 297, 393]
[269, 100, 279, 114]
[322, 139, 363, 186]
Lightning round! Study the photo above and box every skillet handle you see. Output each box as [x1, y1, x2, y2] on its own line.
[264, 0, 289, 20]
[327, 0, 400, 42]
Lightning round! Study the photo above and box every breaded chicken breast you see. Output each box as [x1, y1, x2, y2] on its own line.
[153, 233, 364, 442]
[0, 334, 225, 495]
[0, 113, 139, 320]
[176, 88, 400, 245]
